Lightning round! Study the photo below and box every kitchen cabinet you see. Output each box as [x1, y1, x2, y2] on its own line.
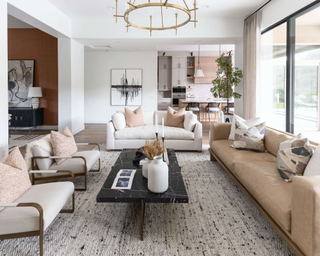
[172, 57, 186, 69]
[158, 57, 171, 91]
[194, 56, 218, 83]
[172, 57, 187, 86]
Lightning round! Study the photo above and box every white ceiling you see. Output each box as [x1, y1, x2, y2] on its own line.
[47, 0, 267, 20]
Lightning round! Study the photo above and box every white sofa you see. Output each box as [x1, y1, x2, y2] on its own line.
[107, 110, 202, 151]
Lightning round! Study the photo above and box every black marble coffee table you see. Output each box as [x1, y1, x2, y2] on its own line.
[96, 148, 188, 240]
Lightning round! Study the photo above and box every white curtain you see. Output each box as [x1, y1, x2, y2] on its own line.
[243, 11, 261, 119]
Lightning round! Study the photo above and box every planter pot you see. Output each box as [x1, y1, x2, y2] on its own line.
[148, 156, 169, 193]
[141, 158, 152, 179]
[224, 113, 233, 123]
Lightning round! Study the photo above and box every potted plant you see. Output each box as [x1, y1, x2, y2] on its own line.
[210, 52, 243, 118]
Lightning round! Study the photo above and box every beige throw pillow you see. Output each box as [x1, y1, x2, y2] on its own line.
[51, 126, 78, 165]
[0, 147, 31, 211]
[125, 107, 145, 127]
[165, 107, 185, 128]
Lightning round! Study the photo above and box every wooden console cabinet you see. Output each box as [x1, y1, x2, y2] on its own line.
[9, 108, 44, 129]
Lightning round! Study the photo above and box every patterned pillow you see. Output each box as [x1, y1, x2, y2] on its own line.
[277, 133, 313, 182]
[51, 126, 78, 165]
[0, 147, 31, 211]
[232, 120, 266, 152]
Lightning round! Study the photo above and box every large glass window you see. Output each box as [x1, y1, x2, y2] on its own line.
[261, 23, 287, 131]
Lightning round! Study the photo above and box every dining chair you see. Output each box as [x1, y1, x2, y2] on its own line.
[224, 103, 234, 113]
[186, 103, 200, 120]
[205, 103, 220, 121]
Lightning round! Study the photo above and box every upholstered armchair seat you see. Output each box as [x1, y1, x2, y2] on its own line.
[0, 182, 74, 235]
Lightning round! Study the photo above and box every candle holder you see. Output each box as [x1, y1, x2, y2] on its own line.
[162, 136, 165, 162]
[155, 132, 158, 141]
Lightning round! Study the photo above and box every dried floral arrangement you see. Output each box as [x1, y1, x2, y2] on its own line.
[141, 139, 165, 160]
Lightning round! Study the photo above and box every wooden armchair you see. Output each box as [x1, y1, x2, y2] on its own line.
[0, 170, 75, 256]
[31, 143, 101, 191]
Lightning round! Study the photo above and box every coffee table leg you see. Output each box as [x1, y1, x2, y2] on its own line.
[141, 199, 145, 241]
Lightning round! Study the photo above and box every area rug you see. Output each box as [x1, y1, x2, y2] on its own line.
[9, 135, 45, 151]
[0, 145, 294, 256]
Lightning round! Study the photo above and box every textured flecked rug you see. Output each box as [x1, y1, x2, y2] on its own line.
[0, 145, 294, 256]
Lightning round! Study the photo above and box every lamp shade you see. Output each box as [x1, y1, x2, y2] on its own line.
[194, 69, 204, 77]
[28, 87, 43, 98]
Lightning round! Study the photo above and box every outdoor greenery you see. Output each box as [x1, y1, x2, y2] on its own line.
[210, 53, 243, 100]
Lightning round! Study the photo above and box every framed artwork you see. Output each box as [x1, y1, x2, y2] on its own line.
[111, 68, 142, 106]
[8, 60, 35, 108]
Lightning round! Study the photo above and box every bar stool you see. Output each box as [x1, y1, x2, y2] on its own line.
[186, 102, 200, 120]
[205, 103, 220, 121]
[224, 103, 234, 113]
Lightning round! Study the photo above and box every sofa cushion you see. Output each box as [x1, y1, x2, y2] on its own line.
[154, 111, 167, 124]
[277, 133, 313, 182]
[165, 107, 185, 128]
[125, 106, 145, 127]
[184, 112, 198, 132]
[232, 120, 266, 152]
[0, 147, 32, 211]
[211, 140, 276, 172]
[31, 146, 54, 170]
[0, 182, 74, 235]
[114, 125, 194, 140]
[143, 111, 154, 125]
[112, 112, 126, 130]
[265, 128, 293, 157]
[234, 162, 292, 231]
[51, 126, 78, 165]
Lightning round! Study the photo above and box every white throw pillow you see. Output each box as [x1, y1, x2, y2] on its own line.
[143, 111, 154, 125]
[112, 112, 126, 130]
[304, 144, 320, 177]
[184, 112, 198, 132]
[228, 114, 260, 140]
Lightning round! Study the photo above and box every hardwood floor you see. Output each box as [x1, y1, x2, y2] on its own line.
[13, 121, 212, 156]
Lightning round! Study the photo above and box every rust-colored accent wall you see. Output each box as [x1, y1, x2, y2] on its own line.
[8, 28, 58, 125]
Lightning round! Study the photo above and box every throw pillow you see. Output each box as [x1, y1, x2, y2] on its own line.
[125, 106, 145, 127]
[51, 126, 78, 165]
[0, 147, 31, 211]
[112, 112, 126, 130]
[277, 133, 313, 182]
[229, 114, 261, 140]
[164, 107, 185, 128]
[304, 144, 320, 177]
[232, 120, 266, 152]
[184, 112, 198, 132]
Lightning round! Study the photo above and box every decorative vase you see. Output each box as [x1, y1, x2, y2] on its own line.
[148, 156, 169, 193]
[141, 158, 151, 179]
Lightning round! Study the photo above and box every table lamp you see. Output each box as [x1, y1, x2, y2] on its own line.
[28, 87, 43, 109]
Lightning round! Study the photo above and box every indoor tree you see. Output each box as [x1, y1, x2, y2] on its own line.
[210, 53, 243, 114]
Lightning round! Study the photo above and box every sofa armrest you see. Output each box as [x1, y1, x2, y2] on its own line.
[292, 176, 320, 256]
[193, 121, 202, 150]
[107, 120, 115, 150]
[209, 123, 232, 145]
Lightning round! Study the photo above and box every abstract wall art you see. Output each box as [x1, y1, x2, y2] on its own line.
[111, 69, 142, 106]
[8, 60, 35, 107]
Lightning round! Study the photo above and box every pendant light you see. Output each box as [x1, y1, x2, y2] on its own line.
[194, 45, 204, 77]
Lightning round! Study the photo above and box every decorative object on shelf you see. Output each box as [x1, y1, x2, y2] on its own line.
[8, 60, 35, 108]
[210, 52, 243, 114]
[141, 139, 165, 161]
[27, 87, 42, 109]
[113, 0, 199, 37]
[194, 45, 204, 77]
[111, 69, 142, 106]
[148, 156, 169, 193]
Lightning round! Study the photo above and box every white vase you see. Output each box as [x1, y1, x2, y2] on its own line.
[141, 158, 151, 179]
[148, 156, 169, 193]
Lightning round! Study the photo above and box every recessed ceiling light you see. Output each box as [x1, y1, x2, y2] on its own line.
[108, 6, 115, 10]
[116, 41, 121, 44]
[203, 5, 209, 9]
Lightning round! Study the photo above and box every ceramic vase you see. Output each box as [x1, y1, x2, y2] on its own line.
[148, 156, 169, 193]
[141, 158, 151, 179]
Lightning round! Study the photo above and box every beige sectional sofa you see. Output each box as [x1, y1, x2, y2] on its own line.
[209, 122, 320, 256]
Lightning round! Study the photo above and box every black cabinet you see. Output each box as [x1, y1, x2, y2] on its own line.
[9, 108, 44, 128]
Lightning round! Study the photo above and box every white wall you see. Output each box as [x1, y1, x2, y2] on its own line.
[59, 39, 85, 134]
[84, 51, 157, 123]
[71, 40, 85, 134]
[0, 1, 8, 161]
[261, 0, 316, 30]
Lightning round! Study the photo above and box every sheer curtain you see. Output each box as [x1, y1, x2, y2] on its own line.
[243, 11, 261, 119]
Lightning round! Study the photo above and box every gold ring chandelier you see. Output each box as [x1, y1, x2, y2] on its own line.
[114, 0, 198, 36]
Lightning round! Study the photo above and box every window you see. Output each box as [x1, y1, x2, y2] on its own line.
[260, 2, 320, 142]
